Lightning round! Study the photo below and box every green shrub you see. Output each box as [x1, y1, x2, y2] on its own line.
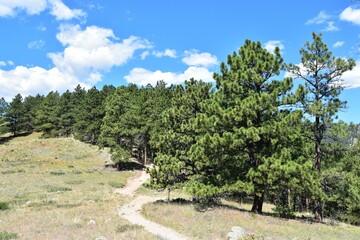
[108, 181, 125, 188]
[0, 231, 18, 240]
[0, 201, 10, 211]
[49, 170, 66, 175]
[116, 224, 142, 233]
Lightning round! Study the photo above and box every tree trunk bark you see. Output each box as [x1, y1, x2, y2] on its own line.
[314, 116, 323, 221]
[144, 145, 147, 165]
[288, 188, 291, 210]
[251, 192, 264, 213]
[167, 187, 171, 202]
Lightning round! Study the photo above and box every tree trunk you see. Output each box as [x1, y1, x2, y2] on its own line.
[144, 145, 147, 165]
[288, 188, 291, 210]
[314, 116, 323, 221]
[251, 192, 264, 213]
[167, 187, 171, 202]
[314, 199, 323, 221]
[306, 197, 310, 212]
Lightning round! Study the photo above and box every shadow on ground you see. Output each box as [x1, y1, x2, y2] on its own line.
[105, 161, 145, 171]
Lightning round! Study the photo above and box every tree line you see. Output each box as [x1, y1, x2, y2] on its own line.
[0, 33, 359, 224]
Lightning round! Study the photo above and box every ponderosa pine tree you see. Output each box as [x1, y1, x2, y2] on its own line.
[35, 91, 60, 137]
[0, 97, 9, 135]
[288, 33, 356, 221]
[22, 94, 44, 133]
[149, 79, 212, 194]
[5, 94, 26, 136]
[58, 90, 75, 137]
[74, 87, 107, 144]
[189, 40, 298, 213]
[100, 84, 138, 165]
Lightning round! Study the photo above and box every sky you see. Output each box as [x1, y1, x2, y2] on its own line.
[0, 0, 360, 122]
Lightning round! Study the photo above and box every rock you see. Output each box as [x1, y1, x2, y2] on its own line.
[95, 237, 107, 240]
[227, 226, 246, 240]
[88, 220, 96, 226]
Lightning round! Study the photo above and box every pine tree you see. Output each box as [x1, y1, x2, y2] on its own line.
[74, 87, 106, 144]
[5, 94, 26, 136]
[35, 91, 61, 137]
[190, 40, 298, 212]
[58, 90, 75, 137]
[288, 33, 356, 221]
[0, 97, 9, 135]
[23, 94, 44, 133]
[149, 79, 212, 193]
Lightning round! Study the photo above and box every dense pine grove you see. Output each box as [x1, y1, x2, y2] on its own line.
[1, 34, 359, 224]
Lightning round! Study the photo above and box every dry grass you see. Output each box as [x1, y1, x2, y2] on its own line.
[142, 199, 360, 240]
[0, 133, 158, 240]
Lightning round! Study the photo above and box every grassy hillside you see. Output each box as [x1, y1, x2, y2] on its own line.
[142, 199, 360, 240]
[0, 133, 158, 240]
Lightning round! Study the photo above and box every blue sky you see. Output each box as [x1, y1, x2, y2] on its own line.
[0, 0, 360, 122]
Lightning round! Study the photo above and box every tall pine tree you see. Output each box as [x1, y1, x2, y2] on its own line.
[288, 33, 356, 221]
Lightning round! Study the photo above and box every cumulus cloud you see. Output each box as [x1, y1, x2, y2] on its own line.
[48, 24, 151, 83]
[28, 39, 45, 49]
[323, 21, 338, 32]
[333, 41, 345, 48]
[306, 11, 330, 25]
[340, 6, 360, 25]
[264, 40, 284, 54]
[125, 66, 214, 86]
[0, 24, 151, 100]
[153, 49, 177, 58]
[140, 51, 150, 60]
[49, 0, 86, 21]
[0, 60, 14, 67]
[0, 66, 87, 101]
[0, 0, 86, 22]
[182, 50, 218, 67]
[0, 0, 47, 17]
[342, 60, 360, 88]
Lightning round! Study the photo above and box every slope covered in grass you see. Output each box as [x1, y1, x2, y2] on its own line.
[0, 133, 157, 240]
[142, 200, 360, 240]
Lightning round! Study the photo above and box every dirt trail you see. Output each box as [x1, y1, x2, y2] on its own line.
[116, 170, 189, 240]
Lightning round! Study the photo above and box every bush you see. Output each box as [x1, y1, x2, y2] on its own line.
[0, 201, 10, 211]
[0, 231, 18, 240]
[108, 181, 125, 188]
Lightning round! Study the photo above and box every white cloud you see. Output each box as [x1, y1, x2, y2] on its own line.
[264, 40, 284, 54]
[48, 24, 151, 81]
[343, 60, 360, 88]
[28, 39, 45, 49]
[0, 24, 151, 100]
[37, 25, 47, 32]
[140, 51, 150, 60]
[125, 66, 214, 86]
[306, 11, 330, 25]
[323, 21, 338, 32]
[333, 41, 345, 48]
[340, 6, 360, 25]
[0, 66, 87, 101]
[0, 0, 47, 17]
[182, 50, 218, 67]
[153, 49, 177, 58]
[49, 0, 86, 21]
[0, 60, 14, 67]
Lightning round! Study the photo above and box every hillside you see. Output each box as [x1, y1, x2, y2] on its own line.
[0, 133, 156, 240]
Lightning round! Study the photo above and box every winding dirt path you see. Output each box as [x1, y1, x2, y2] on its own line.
[115, 170, 189, 240]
